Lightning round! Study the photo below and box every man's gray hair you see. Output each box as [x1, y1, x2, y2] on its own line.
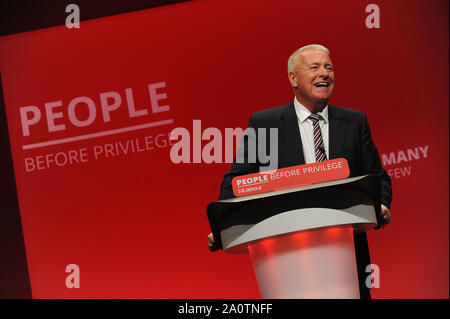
[287, 44, 330, 73]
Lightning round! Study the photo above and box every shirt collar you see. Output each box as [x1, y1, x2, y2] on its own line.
[293, 97, 329, 124]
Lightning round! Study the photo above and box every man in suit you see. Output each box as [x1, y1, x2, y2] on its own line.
[208, 44, 392, 299]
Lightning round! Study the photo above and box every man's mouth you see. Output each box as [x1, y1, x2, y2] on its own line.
[314, 82, 330, 88]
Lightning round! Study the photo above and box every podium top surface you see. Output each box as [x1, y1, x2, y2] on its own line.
[207, 175, 382, 251]
[219, 175, 368, 203]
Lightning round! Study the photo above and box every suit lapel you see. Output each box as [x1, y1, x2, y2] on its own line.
[328, 105, 347, 159]
[279, 100, 305, 165]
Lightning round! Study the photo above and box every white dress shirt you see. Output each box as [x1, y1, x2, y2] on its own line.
[293, 97, 329, 164]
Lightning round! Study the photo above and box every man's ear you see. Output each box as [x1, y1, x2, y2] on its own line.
[288, 72, 297, 88]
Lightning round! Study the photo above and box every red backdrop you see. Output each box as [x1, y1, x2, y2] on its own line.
[0, 0, 448, 298]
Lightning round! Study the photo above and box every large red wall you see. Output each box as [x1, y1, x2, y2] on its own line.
[0, 0, 448, 298]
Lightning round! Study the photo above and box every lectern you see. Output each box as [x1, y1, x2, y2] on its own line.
[207, 175, 382, 299]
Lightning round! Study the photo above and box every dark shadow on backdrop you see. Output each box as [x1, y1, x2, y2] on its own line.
[0, 0, 191, 299]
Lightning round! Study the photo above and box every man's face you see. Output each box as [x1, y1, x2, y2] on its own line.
[289, 50, 335, 104]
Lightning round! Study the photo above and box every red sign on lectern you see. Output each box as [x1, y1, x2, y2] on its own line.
[232, 158, 350, 197]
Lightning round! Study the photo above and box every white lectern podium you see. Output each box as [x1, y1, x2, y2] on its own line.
[207, 175, 382, 299]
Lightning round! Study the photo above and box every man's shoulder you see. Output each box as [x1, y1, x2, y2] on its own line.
[250, 100, 364, 123]
[328, 104, 365, 122]
[249, 101, 293, 123]
[248, 101, 365, 121]
[251, 103, 291, 118]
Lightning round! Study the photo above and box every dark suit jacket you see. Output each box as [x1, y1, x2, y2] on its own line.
[218, 99, 392, 297]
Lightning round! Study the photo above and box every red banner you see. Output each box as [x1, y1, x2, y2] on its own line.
[233, 159, 350, 196]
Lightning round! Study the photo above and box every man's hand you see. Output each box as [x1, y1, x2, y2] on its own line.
[208, 232, 219, 252]
[380, 204, 391, 225]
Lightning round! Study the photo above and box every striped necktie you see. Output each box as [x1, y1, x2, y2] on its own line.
[309, 113, 327, 162]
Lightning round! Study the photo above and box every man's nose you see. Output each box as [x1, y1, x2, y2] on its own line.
[318, 66, 329, 78]
[319, 66, 330, 78]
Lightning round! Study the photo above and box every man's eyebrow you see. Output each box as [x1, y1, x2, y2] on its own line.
[310, 62, 333, 65]
[305, 62, 319, 68]
[306, 62, 333, 68]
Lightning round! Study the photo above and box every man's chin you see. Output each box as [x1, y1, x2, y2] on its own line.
[313, 96, 331, 103]
[312, 89, 334, 102]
